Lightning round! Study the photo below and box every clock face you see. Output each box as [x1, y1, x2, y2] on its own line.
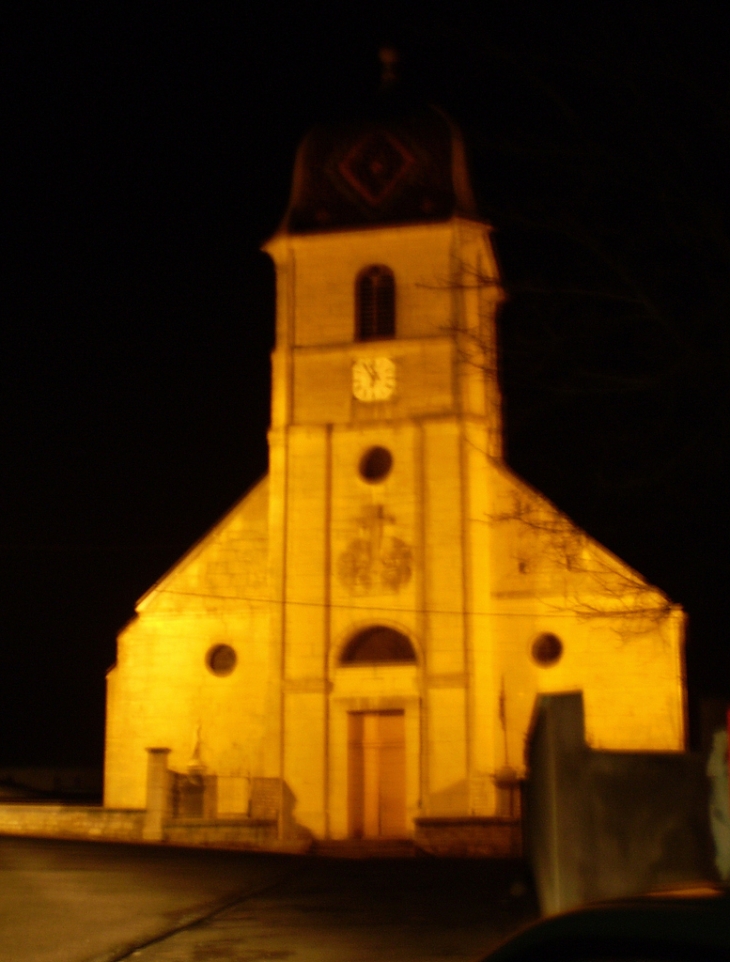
[352, 357, 396, 402]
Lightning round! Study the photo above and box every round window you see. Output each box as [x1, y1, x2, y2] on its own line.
[207, 644, 237, 677]
[359, 446, 393, 482]
[531, 633, 563, 667]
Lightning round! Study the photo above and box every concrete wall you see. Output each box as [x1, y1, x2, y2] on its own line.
[526, 692, 716, 915]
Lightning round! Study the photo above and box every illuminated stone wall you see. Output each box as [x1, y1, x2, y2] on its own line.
[104, 213, 685, 847]
[0, 804, 145, 842]
[104, 478, 272, 811]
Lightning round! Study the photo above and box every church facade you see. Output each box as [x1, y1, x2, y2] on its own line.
[104, 103, 686, 849]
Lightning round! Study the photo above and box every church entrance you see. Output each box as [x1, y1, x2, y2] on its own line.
[348, 710, 406, 838]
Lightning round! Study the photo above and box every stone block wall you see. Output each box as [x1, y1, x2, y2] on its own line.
[0, 804, 145, 842]
[163, 817, 279, 849]
[415, 816, 522, 857]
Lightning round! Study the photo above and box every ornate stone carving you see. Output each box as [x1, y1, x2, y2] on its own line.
[338, 504, 412, 594]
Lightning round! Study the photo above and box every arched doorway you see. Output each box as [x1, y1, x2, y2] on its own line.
[341, 627, 415, 838]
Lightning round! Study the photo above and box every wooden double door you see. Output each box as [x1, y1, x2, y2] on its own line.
[348, 710, 406, 838]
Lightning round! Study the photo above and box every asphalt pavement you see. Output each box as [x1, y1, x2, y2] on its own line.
[0, 837, 296, 962]
[0, 837, 537, 962]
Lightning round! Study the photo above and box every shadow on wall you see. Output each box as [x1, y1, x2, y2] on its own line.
[426, 779, 469, 815]
[248, 775, 311, 841]
[526, 692, 718, 916]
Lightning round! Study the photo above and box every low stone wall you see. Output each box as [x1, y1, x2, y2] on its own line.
[164, 817, 279, 849]
[0, 803, 145, 842]
[415, 817, 522, 857]
[0, 804, 308, 852]
[0, 802, 518, 857]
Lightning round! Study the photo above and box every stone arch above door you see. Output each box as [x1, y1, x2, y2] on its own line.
[340, 625, 417, 665]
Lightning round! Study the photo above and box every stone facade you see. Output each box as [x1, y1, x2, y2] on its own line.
[103, 104, 686, 854]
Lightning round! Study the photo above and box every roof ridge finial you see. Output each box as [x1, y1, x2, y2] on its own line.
[378, 45, 399, 90]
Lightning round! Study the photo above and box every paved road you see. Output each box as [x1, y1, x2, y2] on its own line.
[0, 838, 538, 962]
[0, 837, 295, 962]
[130, 857, 538, 962]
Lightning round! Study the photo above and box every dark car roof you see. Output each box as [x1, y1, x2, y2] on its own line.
[482, 889, 730, 961]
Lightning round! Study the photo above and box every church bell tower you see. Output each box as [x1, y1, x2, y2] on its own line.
[263, 96, 505, 839]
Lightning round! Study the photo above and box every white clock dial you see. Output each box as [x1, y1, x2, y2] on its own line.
[352, 357, 396, 402]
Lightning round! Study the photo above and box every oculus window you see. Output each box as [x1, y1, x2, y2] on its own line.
[206, 644, 237, 676]
[531, 633, 563, 667]
[359, 446, 393, 482]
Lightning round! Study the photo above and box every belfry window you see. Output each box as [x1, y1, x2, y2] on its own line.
[341, 626, 415, 664]
[356, 266, 395, 340]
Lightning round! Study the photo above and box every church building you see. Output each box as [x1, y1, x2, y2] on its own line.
[104, 94, 686, 852]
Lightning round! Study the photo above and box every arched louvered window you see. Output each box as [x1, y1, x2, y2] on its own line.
[356, 266, 395, 341]
[341, 626, 416, 664]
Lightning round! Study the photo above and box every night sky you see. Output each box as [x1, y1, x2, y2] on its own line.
[3, 4, 728, 767]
